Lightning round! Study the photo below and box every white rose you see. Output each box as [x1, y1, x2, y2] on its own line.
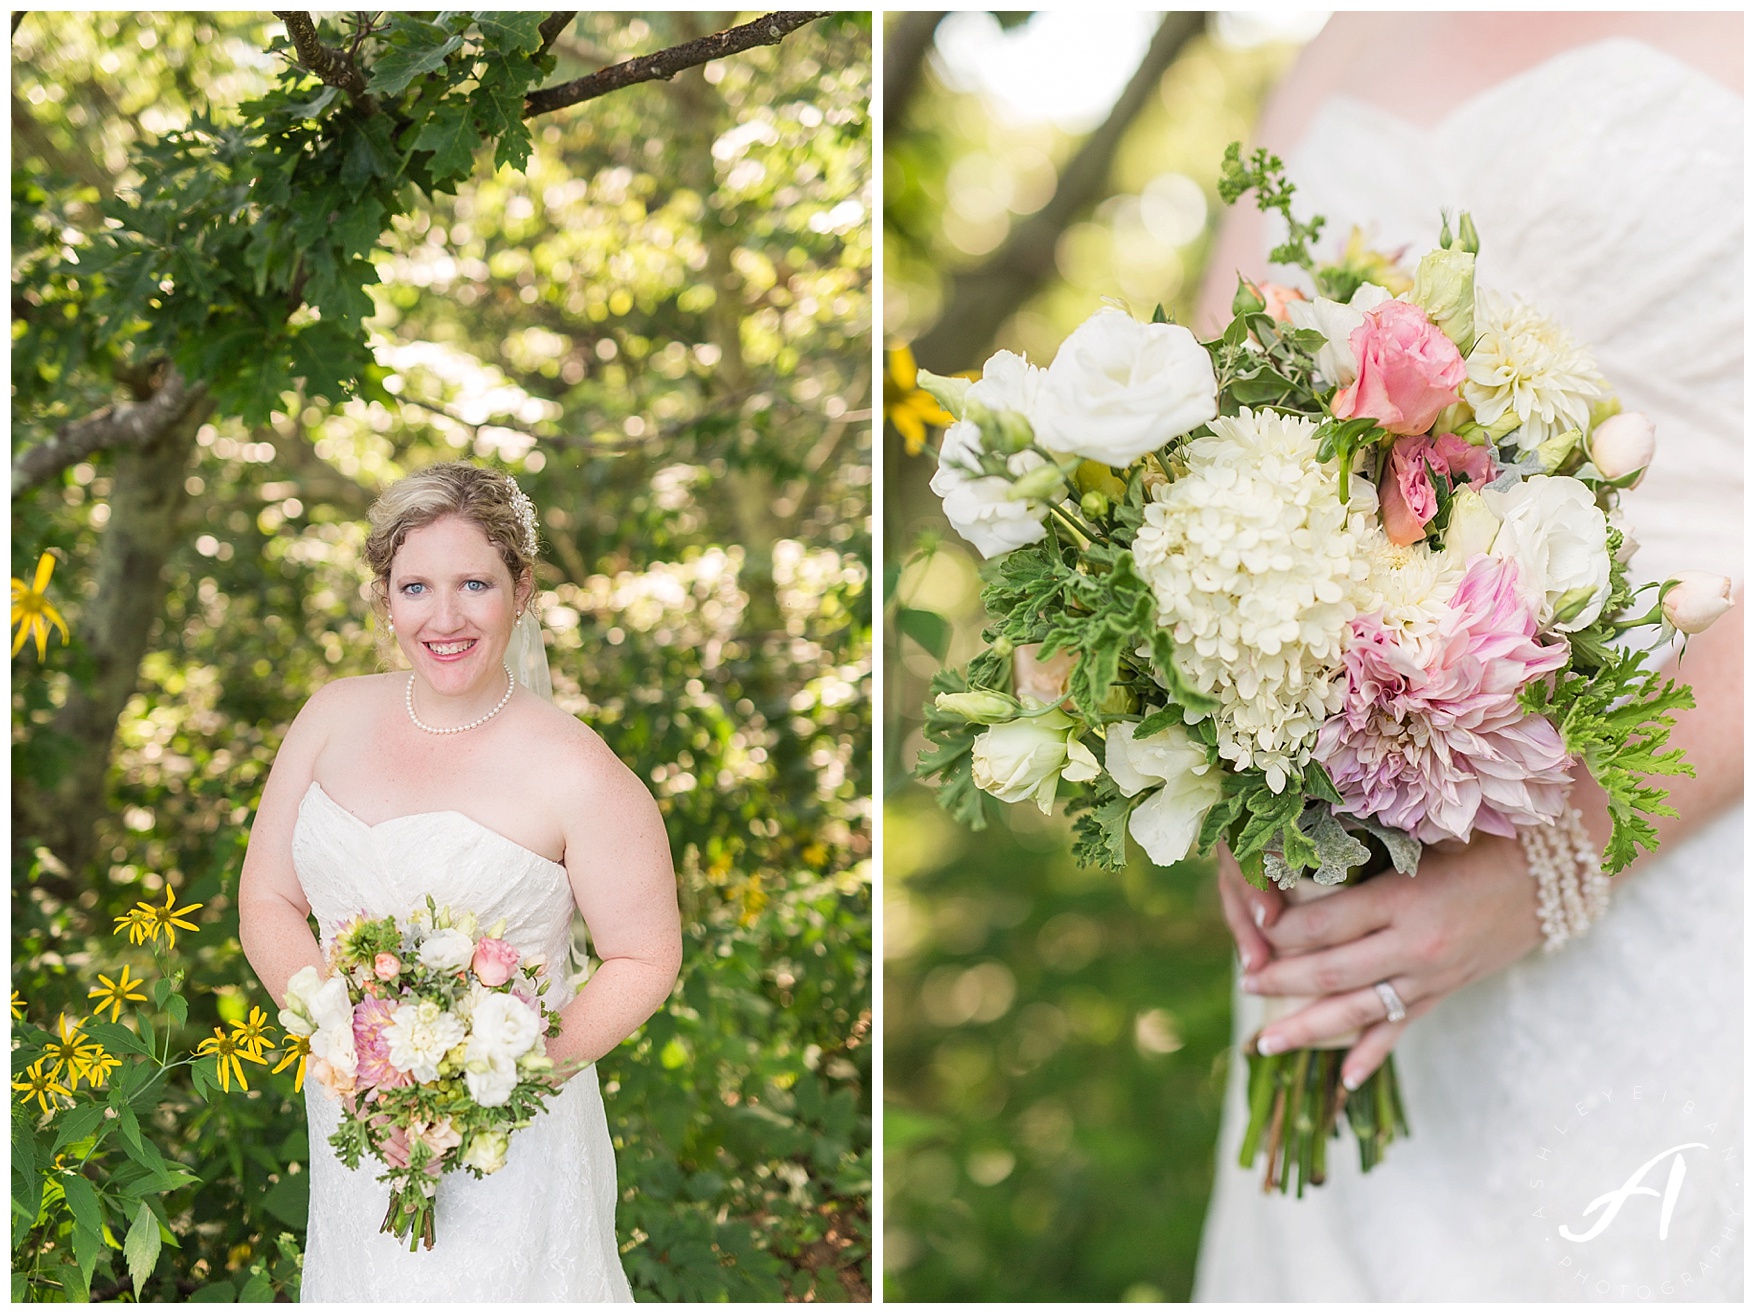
[1104, 721, 1223, 866]
[1588, 411, 1655, 485]
[1482, 475, 1612, 632]
[383, 999, 468, 1083]
[970, 711, 1100, 814]
[417, 927, 476, 972]
[1285, 283, 1392, 386]
[1662, 572, 1734, 635]
[461, 1129, 510, 1174]
[468, 993, 542, 1062]
[1033, 309, 1219, 465]
[304, 974, 358, 1077]
[463, 1049, 520, 1108]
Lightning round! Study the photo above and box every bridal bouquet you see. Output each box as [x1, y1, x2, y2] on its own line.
[280, 900, 565, 1249]
[913, 144, 1731, 1194]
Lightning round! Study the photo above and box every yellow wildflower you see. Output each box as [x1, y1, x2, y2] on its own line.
[883, 345, 956, 456]
[13, 1058, 71, 1117]
[88, 964, 149, 1024]
[195, 1027, 267, 1093]
[40, 1016, 103, 1089]
[113, 906, 155, 945]
[134, 886, 205, 951]
[229, 1006, 277, 1061]
[11, 550, 71, 660]
[80, 1045, 121, 1088]
[271, 1033, 311, 1092]
[11, 990, 24, 1021]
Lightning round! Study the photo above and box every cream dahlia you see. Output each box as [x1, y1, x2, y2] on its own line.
[1463, 292, 1607, 452]
[1131, 408, 1377, 791]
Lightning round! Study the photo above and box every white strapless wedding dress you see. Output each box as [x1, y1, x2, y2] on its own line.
[292, 781, 633, 1303]
[1195, 41, 1743, 1302]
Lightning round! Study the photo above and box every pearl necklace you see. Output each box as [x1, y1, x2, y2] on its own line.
[406, 662, 515, 735]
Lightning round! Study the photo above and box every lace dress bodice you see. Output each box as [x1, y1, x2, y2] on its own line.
[1195, 40, 1743, 1301]
[293, 780, 632, 1303]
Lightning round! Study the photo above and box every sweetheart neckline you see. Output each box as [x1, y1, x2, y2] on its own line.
[300, 780, 568, 873]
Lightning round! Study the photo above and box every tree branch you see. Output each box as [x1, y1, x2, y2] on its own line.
[910, 11, 1205, 371]
[536, 11, 574, 58]
[13, 368, 208, 498]
[11, 12, 25, 38]
[522, 11, 828, 119]
[882, 12, 944, 137]
[271, 11, 378, 113]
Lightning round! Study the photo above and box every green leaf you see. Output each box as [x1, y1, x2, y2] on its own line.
[1068, 777, 1133, 871]
[412, 98, 483, 184]
[261, 1173, 309, 1229]
[895, 606, 950, 659]
[365, 25, 464, 98]
[238, 1269, 276, 1302]
[472, 11, 545, 52]
[165, 992, 189, 1028]
[60, 1171, 103, 1240]
[125, 1198, 163, 1298]
[52, 1103, 108, 1153]
[152, 977, 173, 1009]
[189, 1279, 240, 1301]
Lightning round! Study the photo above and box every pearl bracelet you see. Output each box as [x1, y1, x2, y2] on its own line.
[1519, 805, 1610, 952]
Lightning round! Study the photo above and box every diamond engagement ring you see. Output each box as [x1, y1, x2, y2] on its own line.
[1374, 981, 1408, 1024]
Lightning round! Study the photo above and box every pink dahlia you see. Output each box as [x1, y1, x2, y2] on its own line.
[353, 996, 413, 1090]
[1314, 555, 1572, 843]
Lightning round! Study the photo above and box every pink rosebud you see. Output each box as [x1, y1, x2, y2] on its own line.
[1258, 282, 1306, 324]
[1332, 300, 1466, 437]
[471, 937, 521, 988]
[1012, 643, 1076, 709]
[1662, 572, 1734, 635]
[1588, 412, 1655, 485]
[1377, 432, 1498, 546]
[373, 952, 402, 981]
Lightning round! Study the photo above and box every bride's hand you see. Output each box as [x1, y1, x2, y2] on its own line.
[1223, 834, 1543, 1089]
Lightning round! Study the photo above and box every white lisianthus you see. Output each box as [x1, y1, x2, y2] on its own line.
[1131, 408, 1377, 791]
[929, 351, 1053, 559]
[417, 927, 476, 972]
[1104, 721, 1223, 865]
[461, 1130, 511, 1174]
[1464, 292, 1608, 452]
[468, 993, 542, 1062]
[1588, 411, 1656, 484]
[1661, 572, 1734, 635]
[1482, 475, 1612, 632]
[279, 964, 325, 1037]
[970, 711, 1100, 814]
[463, 1049, 520, 1108]
[1033, 309, 1219, 465]
[1441, 485, 1501, 560]
[303, 973, 359, 1077]
[1285, 283, 1392, 385]
[383, 999, 468, 1083]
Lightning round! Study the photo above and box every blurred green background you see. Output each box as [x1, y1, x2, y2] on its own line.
[13, 12, 869, 1301]
[882, 12, 1322, 1301]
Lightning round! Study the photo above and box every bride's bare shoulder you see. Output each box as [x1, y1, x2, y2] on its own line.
[293, 673, 401, 733]
[515, 699, 653, 813]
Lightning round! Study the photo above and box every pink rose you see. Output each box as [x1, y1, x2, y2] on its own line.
[373, 952, 402, 981]
[1257, 282, 1307, 324]
[1379, 432, 1499, 546]
[471, 937, 521, 988]
[408, 1116, 464, 1173]
[353, 997, 412, 1090]
[1332, 299, 1466, 437]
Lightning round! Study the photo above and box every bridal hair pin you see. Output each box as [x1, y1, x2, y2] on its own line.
[506, 476, 539, 558]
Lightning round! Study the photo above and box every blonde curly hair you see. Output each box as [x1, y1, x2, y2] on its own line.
[363, 463, 539, 621]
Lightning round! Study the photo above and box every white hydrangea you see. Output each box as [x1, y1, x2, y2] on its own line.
[1130, 409, 1377, 791]
[1463, 292, 1607, 452]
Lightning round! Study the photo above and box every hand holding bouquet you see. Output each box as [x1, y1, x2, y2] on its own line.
[913, 143, 1732, 1194]
[279, 900, 567, 1249]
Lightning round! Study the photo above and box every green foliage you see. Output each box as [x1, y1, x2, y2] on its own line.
[1217, 141, 1325, 280]
[1521, 648, 1694, 874]
[14, 11, 870, 1303]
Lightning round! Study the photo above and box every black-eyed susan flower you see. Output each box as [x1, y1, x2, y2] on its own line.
[884, 345, 956, 456]
[113, 905, 154, 945]
[12, 1058, 71, 1116]
[195, 1027, 268, 1093]
[136, 886, 204, 951]
[88, 964, 149, 1024]
[40, 1016, 103, 1088]
[229, 1006, 276, 1061]
[80, 1045, 121, 1088]
[11, 550, 70, 660]
[272, 1033, 311, 1092]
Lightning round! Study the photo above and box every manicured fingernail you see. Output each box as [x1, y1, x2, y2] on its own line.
[1241, 973, 1260, 993]
[1251, 903, 1267, 928]
[1257, 1033, 1284, 1056]
[1341, 1071, 1360, 1092]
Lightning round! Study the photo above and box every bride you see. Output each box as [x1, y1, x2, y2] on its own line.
[1193, 14, 1742, 1301]
[238, 463, 682, 1301]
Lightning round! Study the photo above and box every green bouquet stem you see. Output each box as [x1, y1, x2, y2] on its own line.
[1238, 1043, 1408, 1195]
[381, 1187, 438, 1252]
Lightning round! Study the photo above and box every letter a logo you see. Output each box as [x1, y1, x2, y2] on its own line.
[1560, 1144, 1706, 1243]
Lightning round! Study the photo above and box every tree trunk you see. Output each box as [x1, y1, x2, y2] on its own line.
[17, 397, 212, 881]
